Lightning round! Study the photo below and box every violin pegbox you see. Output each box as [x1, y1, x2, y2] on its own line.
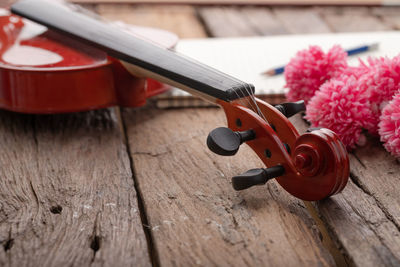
[208, 98, 349, 201]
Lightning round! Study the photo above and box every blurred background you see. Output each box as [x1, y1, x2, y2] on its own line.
[2, 0, 400, 39]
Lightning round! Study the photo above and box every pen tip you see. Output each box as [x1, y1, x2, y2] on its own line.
[262, 69, 275, 76]
[370, 42, 379, 51]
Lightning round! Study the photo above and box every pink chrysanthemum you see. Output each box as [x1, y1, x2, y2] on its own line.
[340, 59, 373, 78]
[285, 45, 348, 104]
[358, 56, 400, 134]
[305, 74, 374, 150]
[378, 93, 400, 157]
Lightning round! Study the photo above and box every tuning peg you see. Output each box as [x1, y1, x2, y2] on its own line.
[275, 100, 306, 118]
[232, 165, 285, 190]
[207, 127, 255, 156]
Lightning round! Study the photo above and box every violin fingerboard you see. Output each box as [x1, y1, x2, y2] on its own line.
[11, 0, 255, 102]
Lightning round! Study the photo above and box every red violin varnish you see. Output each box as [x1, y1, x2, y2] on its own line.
[0, 9, 177, 113]
[10, 0, 349, 201]
[216, 99, 349, 200]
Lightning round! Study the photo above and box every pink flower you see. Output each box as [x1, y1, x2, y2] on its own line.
[378, 93, 400, 157]
[305, 74, 374, 150]
[358, 56, 400, 134]
[340, 59, 373, 78]
[285, 45, 348, 104]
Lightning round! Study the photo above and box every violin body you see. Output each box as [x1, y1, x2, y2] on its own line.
[10, 0, 350, 201]
[0, 10, 176, 113]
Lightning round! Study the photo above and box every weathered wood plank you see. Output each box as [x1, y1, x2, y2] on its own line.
[123, 107, 335, 266]
[350, 140, 400, 229]
[239, 7, 289, 36]
[70, 0, 400, 5]
[319, 6, 391, 32]
[315, 6, 371, 15]
[272, 7, 331, 34]
[371, 6, 400, 16]
[199, 6, 331, 37]
[0, 109, 150, 266]
[290, 115, 400, 266]
[198, 7, 288, 37]
[97, 4, 207, 38]
[371, 7, 400, 30]
[316, 180, 400, 266]
[198, 7, 260, 37]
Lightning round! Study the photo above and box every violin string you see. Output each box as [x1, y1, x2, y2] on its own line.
[230, 80, 258, 116]
[232, 79, 265, 121]
[231, 82, 269, 125]
[249, 87, 268, 123]
[245, 84, 269, 124]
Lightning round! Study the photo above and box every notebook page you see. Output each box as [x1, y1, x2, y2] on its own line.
[155, 31, 400, 107]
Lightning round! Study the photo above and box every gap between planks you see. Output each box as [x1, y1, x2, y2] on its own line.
[117, 107, 161, 267]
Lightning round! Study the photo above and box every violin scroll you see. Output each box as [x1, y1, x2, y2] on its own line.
[291, 128, 350, 195]
[211, 98, 349, 201]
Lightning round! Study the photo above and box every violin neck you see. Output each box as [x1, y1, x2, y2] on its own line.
[11, 0, 255, 103]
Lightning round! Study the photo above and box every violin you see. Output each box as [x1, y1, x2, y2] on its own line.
[11, 0, 349, 201]
[0, 8, 177, 113]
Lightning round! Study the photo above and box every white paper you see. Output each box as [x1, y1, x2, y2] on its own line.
[169, 31, 400, 97]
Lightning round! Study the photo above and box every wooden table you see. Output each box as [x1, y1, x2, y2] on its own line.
[1, 3, 400, 266]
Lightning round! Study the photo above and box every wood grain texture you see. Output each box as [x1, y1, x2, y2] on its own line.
[316, 180, 400, 267]
[371, 6, 400, 16]
[97, 4, 207, 38]
[239, 7, 289, 36]
[198, 7, 261, 37]
[319, 6, 391, 32]
[123, 107, 335, 266]
[272, 7, 331, 34]
[290, 115, 400, 266]
[0, 109, 150, 266]
[198, 7, 288, 37]
[351, 140, 400, 229]
[315, 6, 371, 15]
[70, 0, 400, 5]
[371, 7, 400, 29]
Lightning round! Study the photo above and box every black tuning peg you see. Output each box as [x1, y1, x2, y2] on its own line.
[275, 100, 306, 118]
[232, 165, 285, 190]
[207, 127, 255, 156]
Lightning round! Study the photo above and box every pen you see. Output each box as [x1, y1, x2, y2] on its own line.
[262, 42, 379, 76]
